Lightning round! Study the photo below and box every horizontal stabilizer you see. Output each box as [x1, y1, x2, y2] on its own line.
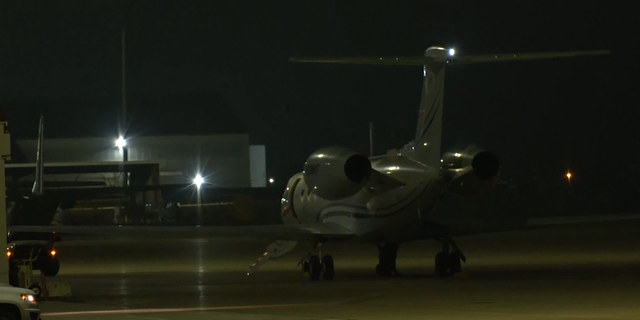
[290, 50, 610, 66]
[452, 50, 611, 64]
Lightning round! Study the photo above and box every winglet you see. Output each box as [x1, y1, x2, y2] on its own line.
[31, 114, 44, 195]
[247, 240, 298, 276]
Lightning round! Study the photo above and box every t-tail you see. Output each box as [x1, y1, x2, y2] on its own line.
[290, 47, 610, 167]
[32, 114, 44, 195]
[414, 47, 448, 166]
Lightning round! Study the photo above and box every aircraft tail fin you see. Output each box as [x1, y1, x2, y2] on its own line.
[290, 48, 610, 167]
[31, 114, 44, 195]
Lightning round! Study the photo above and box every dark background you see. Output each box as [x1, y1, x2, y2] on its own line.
[1, 1, 638, 213]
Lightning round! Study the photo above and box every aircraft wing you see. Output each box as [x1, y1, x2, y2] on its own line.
[420, 213, 640, 238]
[9, 222, 357, 242]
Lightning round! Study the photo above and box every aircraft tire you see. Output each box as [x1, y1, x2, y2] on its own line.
[375, 263, 392, 277]
[435, 252, 451, 277]
[309, 255, 321, 281]
[322, 255, 334, 280]
[448, 252, 462, 273]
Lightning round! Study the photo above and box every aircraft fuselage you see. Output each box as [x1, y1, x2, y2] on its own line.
[281, 153, 445, 244]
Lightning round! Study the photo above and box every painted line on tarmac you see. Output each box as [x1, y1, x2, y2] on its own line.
[42, 302, 328, 317]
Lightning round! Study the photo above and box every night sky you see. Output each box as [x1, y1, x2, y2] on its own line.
[1, 1, 638, 189]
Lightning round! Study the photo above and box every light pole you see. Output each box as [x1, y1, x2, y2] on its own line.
[193, 174, 204, 226]
[118, 28, 128, 224]
[193, 174, 204, 190]
[116, 136, 127, 149]
[116, 136, 128, 189]
[121, 28, 127, 138]
[120, 28, 128, 187]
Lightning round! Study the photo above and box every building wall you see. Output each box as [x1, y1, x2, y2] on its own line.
[16, 134, 252, 188]
[249, 145, 266, 188]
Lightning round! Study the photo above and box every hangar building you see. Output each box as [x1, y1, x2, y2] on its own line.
[2, 94, 275, 225]
[4, 94, 266, 188]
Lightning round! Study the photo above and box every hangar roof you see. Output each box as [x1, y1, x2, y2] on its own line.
[1, 93, 247, 139]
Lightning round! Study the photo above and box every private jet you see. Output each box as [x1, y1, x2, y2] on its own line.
[18, 46, 638, 282]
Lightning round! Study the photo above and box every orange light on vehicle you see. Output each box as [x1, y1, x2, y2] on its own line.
[50, 250, 56, 257]
[6, 251, 11, 258]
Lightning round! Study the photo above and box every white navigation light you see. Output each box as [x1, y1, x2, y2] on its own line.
[269, 178, 275, 184]
[194, 174, 204, 188]
[116, 136, 127, 148]
[449, 48, 455, 56]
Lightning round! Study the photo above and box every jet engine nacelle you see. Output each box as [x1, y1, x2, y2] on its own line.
[303, 147, 372, 200]
[442, 145, 500, 196]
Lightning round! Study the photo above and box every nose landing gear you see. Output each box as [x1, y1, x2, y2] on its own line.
[375, 243, 400, 277]
[300, 243, 334, 281]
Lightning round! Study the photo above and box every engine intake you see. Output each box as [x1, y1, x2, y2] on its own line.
[442, 145, 500, 196]
[471, 151, 500, 180]
[303, 147, 371, 200]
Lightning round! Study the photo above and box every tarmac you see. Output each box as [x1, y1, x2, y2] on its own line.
[35, 219, 640, 320]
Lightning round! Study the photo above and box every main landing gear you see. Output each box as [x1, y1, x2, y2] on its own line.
[299, 238, 465, 280]
[376, 243, 400, 277]
[434, 237, 466, 277]
[300, 243, 334, 281]
[374, 239, 465, 278]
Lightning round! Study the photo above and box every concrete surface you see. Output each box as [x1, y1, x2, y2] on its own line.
[35, 220, 640, 319]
